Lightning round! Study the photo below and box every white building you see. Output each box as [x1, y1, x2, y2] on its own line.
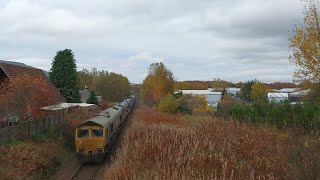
[267, 93, 289, 103]
[226, 87, 241, 97]
[177, 90, 222, 107]
[288, 89, 310, 103]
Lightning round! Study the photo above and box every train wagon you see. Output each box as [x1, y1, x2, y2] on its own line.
[75, 96, 135, 162]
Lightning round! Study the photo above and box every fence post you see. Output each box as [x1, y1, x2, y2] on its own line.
[28, 121, 31, 136]
[54, 113, 56, 129]
[19, 122, 22, 137]
[8, 126, 11, 141]
[43, 118, 45, 132]
[36, 119, 39, 135]
[48, 116, 52, 131]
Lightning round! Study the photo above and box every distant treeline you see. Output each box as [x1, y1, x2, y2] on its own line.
[175, 80, 298, 90]
[78, 68, 130, 102]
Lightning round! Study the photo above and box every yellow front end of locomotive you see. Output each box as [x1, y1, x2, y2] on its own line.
[75, 126, 106, 162]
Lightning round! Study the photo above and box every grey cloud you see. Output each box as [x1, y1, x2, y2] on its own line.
[0, 0, 304, 83]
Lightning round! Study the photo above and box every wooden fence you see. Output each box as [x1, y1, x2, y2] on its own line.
[0, 109, 64, 144]
[0, 104, 99, 144]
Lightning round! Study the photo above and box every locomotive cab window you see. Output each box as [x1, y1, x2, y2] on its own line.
[92, 129, 103, 138]
[77, 129, 89, 138]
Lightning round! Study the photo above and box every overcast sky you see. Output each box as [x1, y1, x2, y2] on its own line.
[0, 0, 304, 83]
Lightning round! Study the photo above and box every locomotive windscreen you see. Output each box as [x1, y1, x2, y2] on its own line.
[77, 129, 89, 138]
[92, 129, 103, 138]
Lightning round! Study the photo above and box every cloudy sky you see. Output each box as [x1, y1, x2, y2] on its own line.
[0, 0, 304, 83]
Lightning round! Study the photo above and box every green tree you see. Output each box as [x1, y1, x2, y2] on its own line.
[49, 49, 80, 103]
[158, 94, 179, 113]
[141, 62, 175, 105]
[290, 0, 320, 84]
[87, 91, 99, 105]
[240, 80, 256, 102]
[251, 82, 268, 107]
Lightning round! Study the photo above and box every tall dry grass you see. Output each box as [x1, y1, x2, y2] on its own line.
[0, 140, 69, 180]
[105, 107, 320, 179]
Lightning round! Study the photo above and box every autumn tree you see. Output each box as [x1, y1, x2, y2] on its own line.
[95, 71, 130, 102]
[141, 62, 174, 105]
[0, 75, 59, 122]
[158, 94, 179, 113]
[251, 82, 268, 107]
[78, 68, 97, 90]
[49, 49, 81, 103]
[211, 78, 230, 92]
[290, 0, 320, 82]
[178, 94, 213, 114]
[78, 68, 130, 102]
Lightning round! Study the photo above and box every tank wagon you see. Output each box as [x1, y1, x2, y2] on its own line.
[75, 96, 136, 162]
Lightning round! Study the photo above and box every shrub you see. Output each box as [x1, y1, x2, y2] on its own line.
[217, 95, 243, 118]
[87, 91, 99, 105]
[178, 94, 213, 115]
[158, 94, 179, 113]
[218, 100, 320, 131]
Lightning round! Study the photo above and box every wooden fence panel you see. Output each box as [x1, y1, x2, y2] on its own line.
[0, 127, 9, 143]
[0, 110, 64, 144]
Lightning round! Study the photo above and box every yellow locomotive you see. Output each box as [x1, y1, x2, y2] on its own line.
[75, 96, 135, 162]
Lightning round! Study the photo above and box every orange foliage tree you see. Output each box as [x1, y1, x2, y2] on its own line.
[141, 62, 174, 106]
[0, 75, 58, 122]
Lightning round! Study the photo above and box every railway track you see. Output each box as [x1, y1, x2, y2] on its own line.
[69, 162, 104, 180]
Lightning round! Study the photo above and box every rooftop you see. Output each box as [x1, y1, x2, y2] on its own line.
[0, 60, 65, 104]
[276, 88, 300, 93]
[177, 90, 222, 95]
[267, 93, 289, 98]
[41, 103, 97, 111]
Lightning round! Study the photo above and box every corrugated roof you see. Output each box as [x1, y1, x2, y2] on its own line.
[177, 90, 222, 95]
[267, 93, 288, 98]
[289, 89, 310, 96]
[226, 87, 241, 91]
[276, 88, 299, 93]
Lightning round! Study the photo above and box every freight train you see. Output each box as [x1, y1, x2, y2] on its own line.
[75, 95, 136, 162]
